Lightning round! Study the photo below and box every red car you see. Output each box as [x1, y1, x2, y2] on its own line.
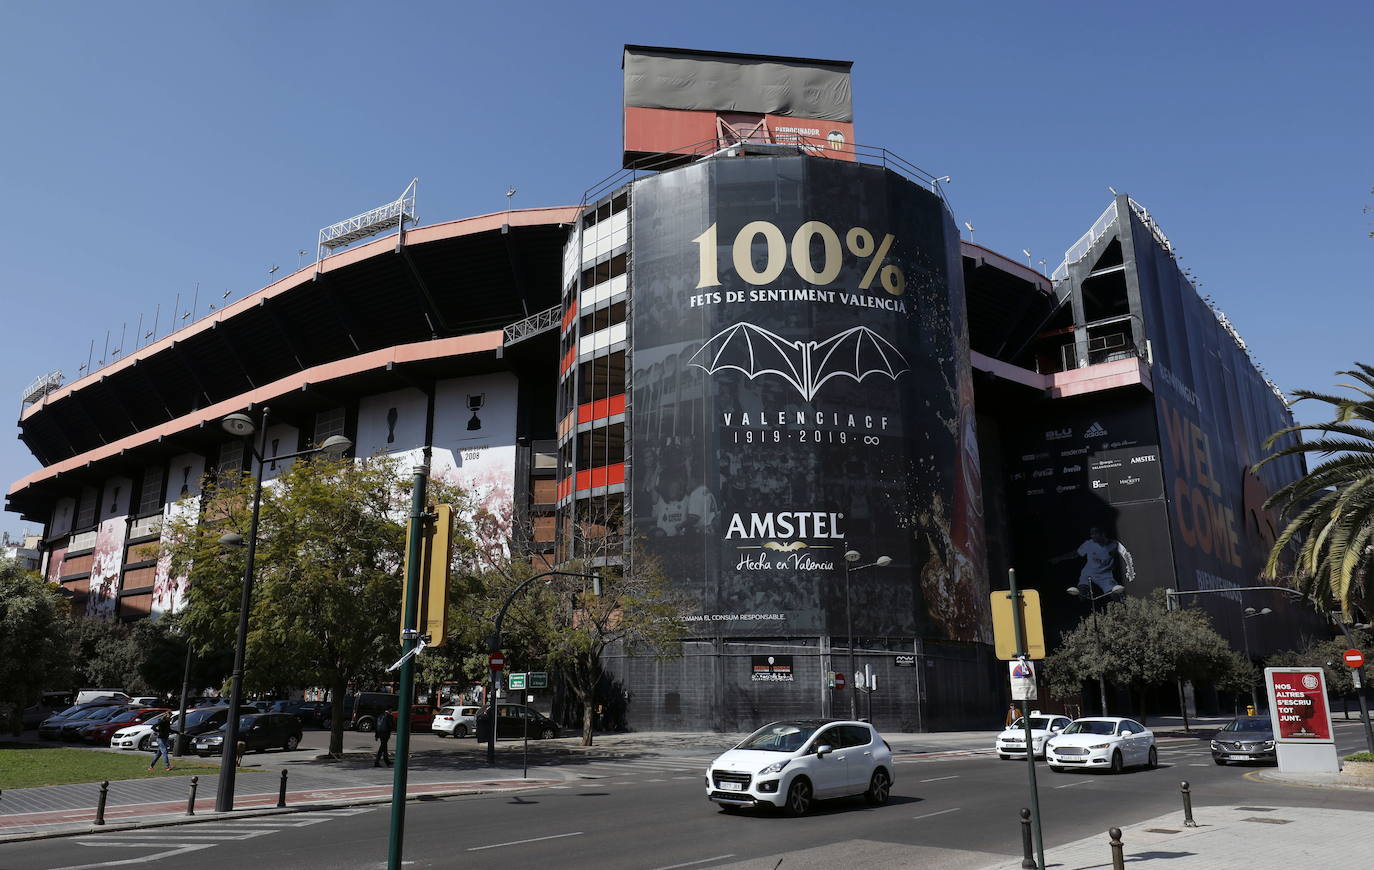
[80, 707, 169, 744]
[380, 706, 434, 731]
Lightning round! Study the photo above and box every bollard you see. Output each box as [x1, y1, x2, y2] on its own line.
[1019, 808, 1036, 869]
[1180, 780, 1197, 827]
[94, 780, 109, 826]
[1108, 827, 1125, 870]
[186, 776, 199, 816]
[277, 769, 288, 808]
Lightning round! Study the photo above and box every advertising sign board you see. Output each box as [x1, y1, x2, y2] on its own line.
[1265, 666, 1339, 773]
[750, 655, 794, 682]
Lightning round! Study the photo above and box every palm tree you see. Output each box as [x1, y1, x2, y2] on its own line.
[1256, 363, 1374, 619]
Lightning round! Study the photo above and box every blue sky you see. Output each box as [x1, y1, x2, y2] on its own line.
[2, 1, 1370, 533]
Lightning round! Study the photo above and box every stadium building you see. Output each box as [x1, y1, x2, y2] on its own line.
[8, 46, 1311, 731]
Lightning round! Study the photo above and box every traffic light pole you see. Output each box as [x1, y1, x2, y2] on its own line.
[1008, 569, 1045, 870]
[387, 464, 427, 870]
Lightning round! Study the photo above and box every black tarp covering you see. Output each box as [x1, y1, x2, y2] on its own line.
[628, 155, 987, 643]
[623, 45, 853, 122]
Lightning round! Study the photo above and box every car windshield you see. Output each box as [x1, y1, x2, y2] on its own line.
[1221, 717, 1271, 733]
[238, 715, 260, 730]
[736, 722, 820, 753]
[182, 708, 221, 727]
[109, 710, 141, 724]
[1011, 717, 1056, 730]
[1062, 720, 1116, 736]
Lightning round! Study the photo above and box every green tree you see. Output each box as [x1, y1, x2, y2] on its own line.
[1266, 628, 1373, 698]
[167, 456, 448, 756]
[1044, 592, 1251, 721]
[1256, 364, 1374, 619]
[0, 558, 74, 732]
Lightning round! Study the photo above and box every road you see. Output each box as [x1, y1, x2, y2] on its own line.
[2, 720, 1369, 870]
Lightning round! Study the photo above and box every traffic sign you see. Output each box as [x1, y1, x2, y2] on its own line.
[1345, 649, 1365, 668]
[400, 504, 455, 647]
[508, 673, 527, 690]
[489, 651, 505, 672]
[989, 589, 1046, 660]
[529, 672, 549, 689]
[834, 672, 846, 691]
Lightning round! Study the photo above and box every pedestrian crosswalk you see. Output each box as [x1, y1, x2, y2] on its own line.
[49, 807, 378, 870]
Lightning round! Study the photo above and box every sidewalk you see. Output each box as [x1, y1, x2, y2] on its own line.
[978, 804, 1374, 870]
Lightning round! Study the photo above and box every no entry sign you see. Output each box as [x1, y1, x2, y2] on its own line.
[1345, 649, 1365, 668]
[489, 652, 505, 672]
[834, 672, 846, 691]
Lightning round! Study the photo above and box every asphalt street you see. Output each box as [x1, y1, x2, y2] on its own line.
[2, 720, 1369, 870]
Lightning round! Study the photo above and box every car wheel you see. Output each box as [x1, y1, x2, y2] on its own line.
[784, 778, 813, 817]
[864, 769, 891, 806]
[140, 735, 153, 751]
[1110, 751, 1123, 774]
[284, 735, 300, 751]
[455, 724, 468, 738]
[357, 717, 375, 733]
[1147, 747, 1158, 769]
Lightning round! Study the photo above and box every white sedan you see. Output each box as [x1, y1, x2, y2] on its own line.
[705, 719, 894, 816]
[110, 711, 178, 751]
[995, 713, 1072, 759]
[1045, 716, 1157, 773]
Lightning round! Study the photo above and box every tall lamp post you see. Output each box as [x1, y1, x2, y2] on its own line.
[485, 569, 601, 765]
[842, 548, 891, 721]
[1067, 583, 1125, 716]
[214, 407, 351, 812]
[1240, 606, 1271, 713]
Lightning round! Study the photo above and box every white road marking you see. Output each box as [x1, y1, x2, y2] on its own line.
[53, 843, 214, 870]
[673, 776, 696, 780]
[912, 808, 961, 820]
[649, 856, 737, 870]
[919, 775, 959, 783]
[1054, 780, 1087, 788]
[647, 778, 666, 782]
[467, 831, 583, 851]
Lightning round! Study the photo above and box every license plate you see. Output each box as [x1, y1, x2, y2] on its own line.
[719, 781, 743, 791]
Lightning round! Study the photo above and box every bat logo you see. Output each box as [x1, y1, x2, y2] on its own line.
[687, 323, 910, 401]
[762, 541, 808, 552]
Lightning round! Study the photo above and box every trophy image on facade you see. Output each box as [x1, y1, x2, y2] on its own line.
[466, 393, 484, 431]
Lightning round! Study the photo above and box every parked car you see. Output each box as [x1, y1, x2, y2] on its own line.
[270, 700, 330, 725]
[1211, 716, 1276, 765]
[37, 701, 124, 739]
[111, 711, 176, 751]
[79, 707, 168, 744]
[176, 705, 260, 738]
[75, 689, 131, 705]
[1045, 717, 1157, 773]
[705, 719, 894, 815]
[130, 696, 161, 707]
[475, 704, 561, 741]
[432, 705, 481, 738]
[60, 705, 131, 740]
[995, 713, 1072, 759]
[191, 712, 304, 756]
[324, 691, 399, 733]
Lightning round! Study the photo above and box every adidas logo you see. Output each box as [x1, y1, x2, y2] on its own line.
[1084, 422, 1108, 438]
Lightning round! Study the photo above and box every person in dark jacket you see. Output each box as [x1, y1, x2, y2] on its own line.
[147, 714, 174, 771]
[373, 710, 393, 767]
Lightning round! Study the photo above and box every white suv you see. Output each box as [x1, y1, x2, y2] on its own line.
[431, 705, 480, 738]
[706, 719, 894, 816]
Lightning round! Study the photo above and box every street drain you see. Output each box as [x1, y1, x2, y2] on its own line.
[1236, 806, 1277, 811]
[1242, 817, 1293, 824]
[1144, 828, 1180, 834]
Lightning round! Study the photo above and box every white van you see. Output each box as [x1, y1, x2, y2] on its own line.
[75, 689, 131, 705]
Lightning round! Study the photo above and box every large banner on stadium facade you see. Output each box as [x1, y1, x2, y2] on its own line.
[629, 156, 988, 641]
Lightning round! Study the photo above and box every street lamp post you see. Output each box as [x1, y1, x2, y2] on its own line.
[1067, 584, 1124, 716]
[842, 548, 891, 721]
[214, 407, 351, 812]
[1240, 606, 1271, 713]
[485, 569, 601, 765]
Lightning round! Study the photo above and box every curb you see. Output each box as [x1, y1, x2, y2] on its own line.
[1245, 769, 1374, 792]
[0, 779, 558, 845]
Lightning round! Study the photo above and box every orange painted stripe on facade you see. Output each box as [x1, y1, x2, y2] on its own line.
[557, 477, 573, 501]
[577, 393, 626, 424]
[574, 462, 626, 492]
[560, 345, 577, 376]
[562, 300, 578, 334]
[557, 410, 576, 440]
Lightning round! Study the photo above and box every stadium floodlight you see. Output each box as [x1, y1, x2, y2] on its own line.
[317, 178, 418, 262]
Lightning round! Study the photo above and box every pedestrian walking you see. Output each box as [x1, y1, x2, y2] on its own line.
[1005, 703, 1018, 727]
[147, 714, 174, 771]
[373, 709, 393, 767]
